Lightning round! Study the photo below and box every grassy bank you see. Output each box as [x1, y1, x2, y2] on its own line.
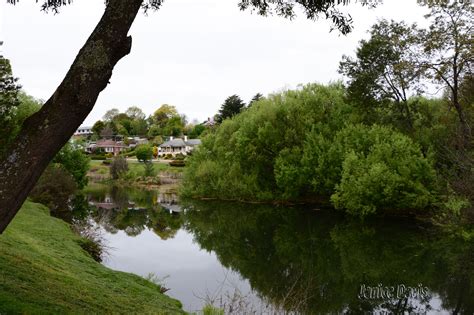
[0, 201, 185, 314]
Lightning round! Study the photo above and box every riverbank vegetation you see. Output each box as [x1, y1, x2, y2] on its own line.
[182, 2, 473, 222]
[0, 201, 184, 314]
[182, 81, 471, 220]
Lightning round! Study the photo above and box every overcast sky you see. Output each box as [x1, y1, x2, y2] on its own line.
[0, 0, 429, 126]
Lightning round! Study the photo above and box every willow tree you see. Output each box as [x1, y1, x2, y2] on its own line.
[0, 0, 357, 233]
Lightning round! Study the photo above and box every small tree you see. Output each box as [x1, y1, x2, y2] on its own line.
[53, 143, 91, 189]
[143, 161, 155, 177]
[110, 156, 129, 180]
[135, 144, 153, 162]
[92, 120, 105, 137]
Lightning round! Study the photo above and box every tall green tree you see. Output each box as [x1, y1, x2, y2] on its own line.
[152, 104, 178, 128]
[418, 2, 473, 140]
[102, 108, 120, 122]
[92, 120, 105, 137]
[125, 106, 146, 120]
[163, 115, 185, 137]
[339, 20, 421, 128]
[0, 0, 362, 233]
[0, 56, 21, 155]
[216, 94, 246, 123]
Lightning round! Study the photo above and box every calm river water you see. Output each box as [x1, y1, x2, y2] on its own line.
[69, 184, 474, 314]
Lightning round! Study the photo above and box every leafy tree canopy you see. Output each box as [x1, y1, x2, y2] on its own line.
[216, 94, 246, 123]
[8, 0, 356, 34]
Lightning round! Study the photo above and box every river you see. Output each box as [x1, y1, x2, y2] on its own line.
[67, 183, 473, 314]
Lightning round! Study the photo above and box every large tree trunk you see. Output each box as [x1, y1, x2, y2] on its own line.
[0, 0, 144, 233]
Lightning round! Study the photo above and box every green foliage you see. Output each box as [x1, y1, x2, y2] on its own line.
[183, 84, 438, 216]
[125, 106, 145, 120]
[188, 124, 206, 139]
[143, 161, 155, 177]
[169, 160, 185, 167]
[0, 58, 41, 156]
[339, 20, 420, 128]
[0, 57, 21, 142]
[183, 83, 352, 202]
[102, 108, 120, 122]
[248, 93, 264, 107]
[202, 304, 224, 315]
[443, 195, 471, 217]
[216, 94, 246, 123]
[76, 238, 103, 263]
[110, 156, 129, 180]
[90, 154, 106, 160]
[153, 104, 178, 126]
[135, 144, 153, 162]
[53, 142, 90, 189]
[163, 115, 184, 137]
[328, 125, 436, 216]
[29, 164, 77, 211]
[91, 120, 105, 136]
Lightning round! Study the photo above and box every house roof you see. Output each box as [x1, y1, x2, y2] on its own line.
[160, 138, 186, 148]
[95, 139, 126, 148]
[159, 138, 202, 148]
[185, 139, 201, 146]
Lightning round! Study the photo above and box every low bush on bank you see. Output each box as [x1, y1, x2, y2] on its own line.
[169, 160, 186, 167]
[90, 154, 106, 160]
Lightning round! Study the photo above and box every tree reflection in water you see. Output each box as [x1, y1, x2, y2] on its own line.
[183, 200, 474, 314]
[72, 186, 473, 314]
[78, 184, 183, 239]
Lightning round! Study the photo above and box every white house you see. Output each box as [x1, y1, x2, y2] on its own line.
[74, 126, 93, 136]
[158, 136, 201, 157]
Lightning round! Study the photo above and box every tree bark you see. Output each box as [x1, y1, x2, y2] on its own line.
[0, 0, 144, 233]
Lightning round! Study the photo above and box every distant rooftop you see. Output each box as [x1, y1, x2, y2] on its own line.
[159, 138, 202, 148]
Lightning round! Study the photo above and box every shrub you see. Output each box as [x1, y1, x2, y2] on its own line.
[90, 155, 106, 160]
[29, 164, 77, 211]
[110, 156, 129, 180]
[77, 238, 103, 263]
[102, 160, 111, 165]
[169, 160, 186, 167]
[174, 153, 186, 160]
[53, 143, 90, 189]
[135, 144, 153, 162]
[105, 152, 113, 159]
[329, 125, 437, 216]
[143, 162, 155, 177]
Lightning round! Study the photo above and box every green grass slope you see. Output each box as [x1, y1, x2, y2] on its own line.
[0, 201, 185, 314]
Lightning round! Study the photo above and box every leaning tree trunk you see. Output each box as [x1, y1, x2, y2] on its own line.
[0, 0, 144, 233]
